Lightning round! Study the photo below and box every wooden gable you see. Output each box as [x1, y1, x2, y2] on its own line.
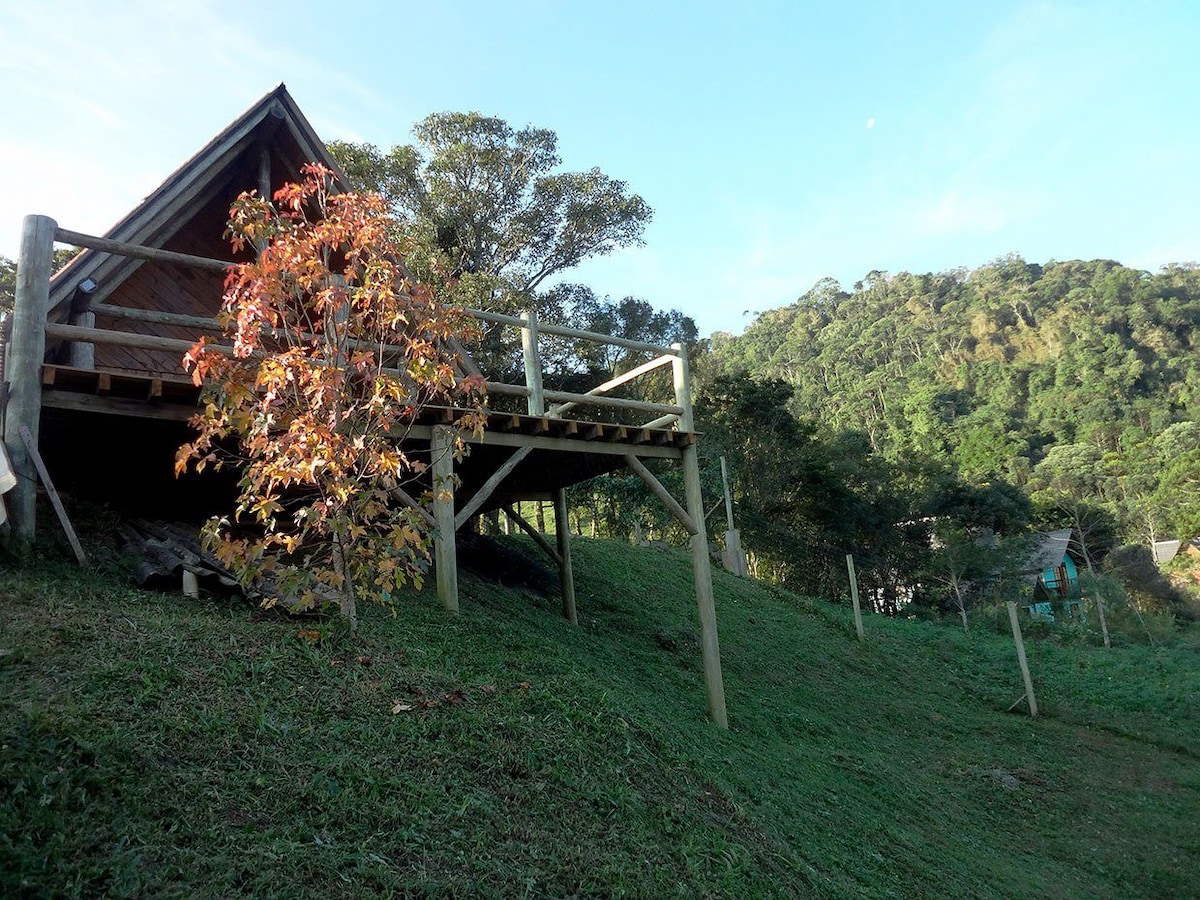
[46, 85, 347, 378]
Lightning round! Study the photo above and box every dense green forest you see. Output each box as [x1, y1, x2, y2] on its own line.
[687, 257, 1200, 622]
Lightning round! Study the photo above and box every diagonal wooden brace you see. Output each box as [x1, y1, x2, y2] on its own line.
[623, 453, 698, 535]
[454, 446, 533, 530]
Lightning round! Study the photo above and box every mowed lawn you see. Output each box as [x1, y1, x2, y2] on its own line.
[2, 537, 1197, 898]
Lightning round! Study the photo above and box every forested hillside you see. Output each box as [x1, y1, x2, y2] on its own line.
[695, 257, 1200, 619]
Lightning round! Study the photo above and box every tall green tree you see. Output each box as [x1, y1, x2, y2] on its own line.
[329, 113, 651, 312]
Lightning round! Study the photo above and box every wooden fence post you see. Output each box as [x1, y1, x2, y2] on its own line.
[719, 456, 746, 577]
[553, 487, 577, 625]
[1006, 601, 1039, 717]
[431, 425, 459, 613]
[846, 554, 864, 641]
[4, 215, 57, 540]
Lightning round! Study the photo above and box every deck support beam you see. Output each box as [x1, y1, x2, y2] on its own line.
[4, 215, 56, 540]
[682, 442, 729, 729]
[431, 425, 458, 613]
[553, 488, 578, 625]
[673, 343, 729, 729]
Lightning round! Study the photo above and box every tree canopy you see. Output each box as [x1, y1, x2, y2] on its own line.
[329, 113, 651, 312]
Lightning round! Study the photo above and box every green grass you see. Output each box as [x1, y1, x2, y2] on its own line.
[2, 537, 1197, 898]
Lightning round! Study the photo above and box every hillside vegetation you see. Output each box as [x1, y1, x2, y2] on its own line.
[684, 257, 1200, 609]
[3, 537, 1197, 897]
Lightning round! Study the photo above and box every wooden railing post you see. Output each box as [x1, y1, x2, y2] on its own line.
[521, 309, 544, 416]
[4, 215, 57, 540]
[670, 343, 694, 432]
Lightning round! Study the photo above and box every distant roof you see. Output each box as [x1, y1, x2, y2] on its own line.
[48, 84, 346, 316]
[1024, 529, 1073, 581]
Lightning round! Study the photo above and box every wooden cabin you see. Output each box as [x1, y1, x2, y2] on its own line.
[3, 85, 728, 727]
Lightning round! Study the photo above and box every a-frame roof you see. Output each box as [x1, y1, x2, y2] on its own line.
[49, 84, 346, 316]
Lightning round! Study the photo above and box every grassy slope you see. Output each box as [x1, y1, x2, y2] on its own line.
[2, 537, 1197, 898]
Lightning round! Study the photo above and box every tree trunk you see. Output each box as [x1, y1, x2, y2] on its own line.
[333, 533, 358, 635]
[535, 500, 546, 533]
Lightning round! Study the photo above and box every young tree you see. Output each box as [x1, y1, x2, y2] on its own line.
[178, 166, 487, 631]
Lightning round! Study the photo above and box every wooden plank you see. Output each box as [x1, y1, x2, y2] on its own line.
[147, 379, 164, 402]
[553, 488, 577, 625]
[630, 429, 652, 445]
[41, 392, 196, 421]
[605, 425, 628, 443]
[54, 227, 230, 272]
[1006, 601, 1039, 717]
[554, 420, 579, 438]
[623, 453, 698, 535]
[4, 215, 57, 539]
[19, 425, 87, 566]
[682, 442, 728, 729]
[431, 426, 459, 613]
[96, 373, 112, 395]
[454, 446, 533, 529]
[41, 367, 57, 386]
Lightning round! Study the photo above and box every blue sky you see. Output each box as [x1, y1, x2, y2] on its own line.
[2, 1, 1196, 336]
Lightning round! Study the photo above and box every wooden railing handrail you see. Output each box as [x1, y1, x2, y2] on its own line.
[49, 223, 694, 429]
[466, 306, 680, 357]
[55, 228, 232, 273]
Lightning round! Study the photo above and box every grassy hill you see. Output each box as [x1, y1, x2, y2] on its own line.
[2, 536, 1197, 898]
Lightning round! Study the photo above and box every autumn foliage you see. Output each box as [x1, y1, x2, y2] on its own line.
[178, 165, 487, 628]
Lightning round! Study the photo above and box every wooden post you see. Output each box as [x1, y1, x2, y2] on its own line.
[4, 215, 57, 540]
[682, 442, 728, 729]
[19, 425, 86, 566]
[846, 554, 864, 641]
[670, 342, 694, 432]
[521, 309, 544, 416]
[68, 310, 96, 369]
[719, 456, 746, 577]
[553, 488, 578, 625]
[431, 425, 458, 613]
[1006, 601, 1039, 717]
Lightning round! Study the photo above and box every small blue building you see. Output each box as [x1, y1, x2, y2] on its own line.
[1025, 529, 1083, 621]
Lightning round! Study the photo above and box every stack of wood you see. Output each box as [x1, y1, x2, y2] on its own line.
[119, 520, 240, 594]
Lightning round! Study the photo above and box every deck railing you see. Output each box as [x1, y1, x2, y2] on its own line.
[22, 218, 692, 432]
